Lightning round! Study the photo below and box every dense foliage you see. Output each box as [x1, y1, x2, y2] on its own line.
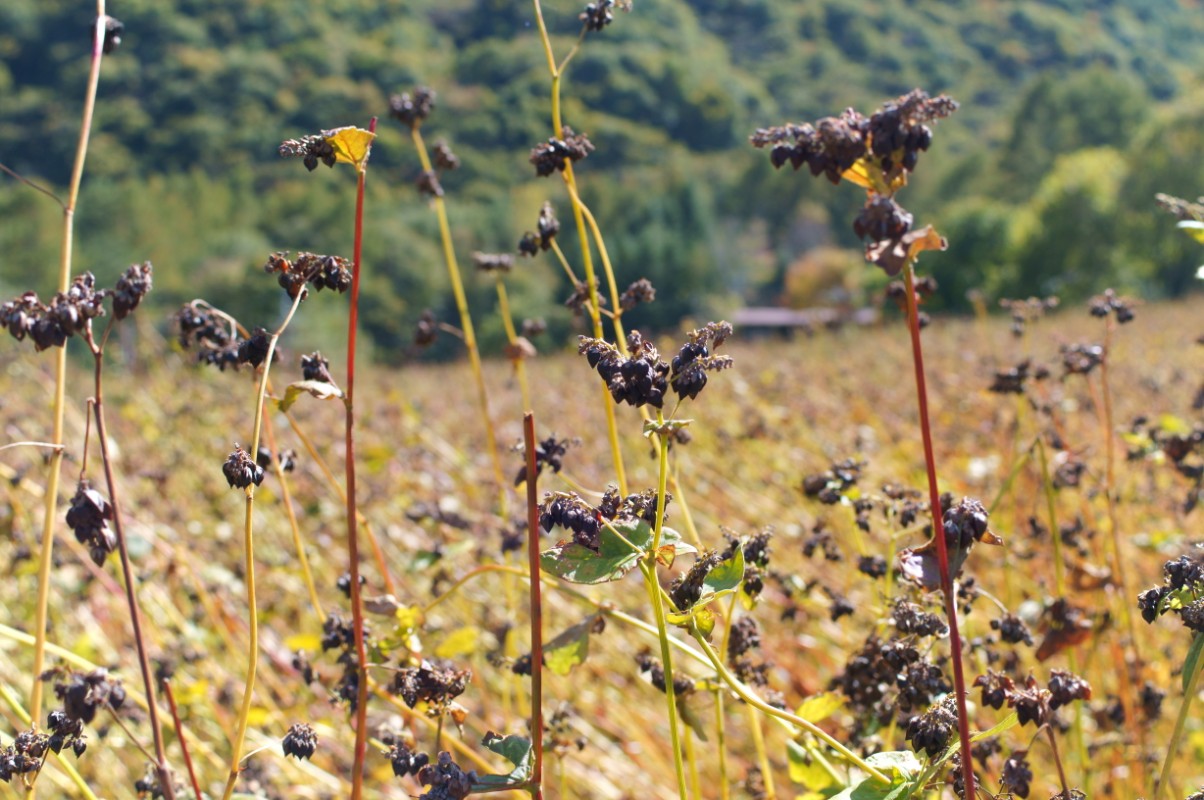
[2, 0, 1204, 357]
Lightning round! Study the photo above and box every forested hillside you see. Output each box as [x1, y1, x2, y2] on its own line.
[2, 0, 1203, 357]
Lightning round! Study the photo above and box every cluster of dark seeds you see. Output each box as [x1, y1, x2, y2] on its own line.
[281, 723, 317, 760]
[538, 492, 602, 550]
[1001, 751, 1033, 798]
[416, 170, 444, 198]
[173, 302, 241, 369]
[751, 90, 956, 183]
[222, 446, 265, 489]
[98, 15, 123, 54]
[635, 652, 695, 696]
[905, 695, 957, 757]
[278, 134, 337, 171]
[802, 522, 842, 562]
[112, 262, 153, 319]
[1000, 296, 1060, 338]
[416, 752, 475, 800]
[0, 272, 111, 350]
[991, 613, 1033, 646]
[619, 278, 656, 310]
[802, 458, 864, 504]
[514, 435, 574, 486]
[669, 322, 735, 401]
[237, 327, 272, 368]
[50, 668, 126, 725]
[300, 351, 335, 384]
[669, 551, 724, 611]
[1060, 343, 1104, 376]
[384, 742, 430, 777]
[336, 572, 366, 598]
[518, 203, 561, 255]
[0, 730, 51, 782]
[256, 447, 296, 473]
[545, 704, 588, 756]
[388, 87, 436, 129]
[46, 709, 87, 758]
[319, 612, 370, 710]
[579, 333, 670, 408]
[1137, 551, 1204, 628]
[727, 616, 761, 661]
[831, 634, 929, 726]
[471, 252, 513, 273]
[564, 278, 604, 315]
[65, 481, 116, 566]
[892, 600, 949, 637]
[263, 251, 352, 299]
[723, 527, 773, 600]
[432, 140, 459, 171]
[580, 0, 626, 31]
[981, 670, 1091, 728]
[530, 126, 595, 177]
[989, 358, 1049, 395]
[885, 274, 938, 323]
[1088, 288, 1135, 323]
[391, 660, 471, 711]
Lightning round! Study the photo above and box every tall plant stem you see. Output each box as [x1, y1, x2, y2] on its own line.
[409, 126, 508, 514]
[496, 275, 532, 411]
[85, 323, 175, 800]
[747, 704, 777, 799]
[347, 118, 376, 800]
[220, 291, 304, 800]
[262, 412, 324, 620]
[523, 413, 545, 800]
[1153, 633, 1203, 800]
[900, 262, 976, 800]
[30, 3, 108, 724]
[715, 689, 730, 800]
[641, 414, 688, 800]
[532, 0, 627, 495]
[161, 678, 204, 800]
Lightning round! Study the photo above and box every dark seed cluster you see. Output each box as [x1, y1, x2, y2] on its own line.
[619, 278, 656, 311]
[99, 15, 123, 54]
[723, 527, 773, 601]
[416, 751, 475, 800]
[222, 446, 265, 489]
[46, 708, 87, 758]
[518, 203, 561, 256]
[1060, 343, 1104, 377]
[416, 170, 444, 198]
[906, 696, 957, 757]
[1088, 288, 1135, 324]
[388, 87, 436, 129]
[580, 0, 625, 32]
[50, 668, 126, 725]
[281, 723, 317, 760]
[802, 458, 864, 504]
[112, 262, 153, 319]
[0, 730, 51, 782]
[278, 134, 337, 171]
[432, 140, 460, 171]
[892, 600, 948, 637]
[384, 741, 430, 778]
[65, 481, 116, 566]
[751, 89, 957, 183]
[579, 334, 670, 408]
[0, 273, 108, 350]
[530, 126, 595, 177]
[1137, 551, 1204, 628]
[173, 302, 241, 370]
[1000, 296, 1059, 338]
[391, 660, 471, 710]
[263, 251, 353, 298]
[636, 652, 695, 696]
[301, 351, 335, 384]
[514, 435, 574, 486]
[669, 550, 724, 611]
[1001, 751, 1033, 798]
[539, 492, 602, 550]
[989, 358, 1049, 395]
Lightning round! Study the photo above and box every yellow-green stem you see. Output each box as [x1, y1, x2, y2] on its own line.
[30, 3, 107, 724]
[1154, 634, 1203, 800]
[747, 702, 777, 799]
[411, 126, 508, 515]
[642, 562, 689, 800]
[494, 274, 532, 411]
[262, 413, 324, 621]
[220, 293, 301, 800]
[715, 688, 730, 800]
[683, 722, 701, 800]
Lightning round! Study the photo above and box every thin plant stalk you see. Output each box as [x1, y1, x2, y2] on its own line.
[683, 725, 701, 800]
[496, 274, 532, 411]
[262, 412, 325, 621]
[409, 125, 508, 513]
[1045, 725, 1071, 800]
[347, 117, 377, 800]
[84, 322, 175, 800]
[161, 677, 204, 800]
[715, 689, 730, 800]
[747, 704, 776, 800]
[523, 412, 545, 800]
[29, 4, 108, 724]
[0, 685, 100, 800]
[531, 0, 627, 495]
[220, 290, 305, 800]
[1153, 634, 1203, 800]
[899, 261, 977, 799]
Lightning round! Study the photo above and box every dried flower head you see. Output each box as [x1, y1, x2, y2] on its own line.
[389, 87, 436, 129]
[112, 262, 153, 319]
[279, 134, 337, 171]
[530, 126, 595, 177]
[222, 446, 265, 489]
[282, 723, 318, 760]
[65, 481, 116, 566]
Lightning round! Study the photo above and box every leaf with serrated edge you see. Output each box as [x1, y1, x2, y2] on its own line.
[540, 519, 686, 584]
[473, 733, 533, 787]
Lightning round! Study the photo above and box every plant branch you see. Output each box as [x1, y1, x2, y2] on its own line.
[523, 412, 544, 799]
[161, 677, 204, 800]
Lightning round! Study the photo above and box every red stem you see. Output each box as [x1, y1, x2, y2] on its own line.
[347, 116, 376, 800]
[161, 677, 203, 800]
[901, 264, 976, 799]
[87, 329, 175, 800]
[523, 413, 544, 799]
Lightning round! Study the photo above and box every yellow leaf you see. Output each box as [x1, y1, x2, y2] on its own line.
[285, 633, 323, 652]
[323, 126, 375, 169]
[395, 605, 425, 629]
[796, 692, 844, 723]
[245, 706, 271, 727]
[1178, 220, 1204, 244]
[435, 626, 479, 658]
[174, 679, 209, 706]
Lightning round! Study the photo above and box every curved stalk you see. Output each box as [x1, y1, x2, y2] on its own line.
[220, 291, 304, 800]
[495, 274, 532, 411]
[30, 2, 108, 724]
[262, 412, 324, 621]
[1153, 633, 1203, 800]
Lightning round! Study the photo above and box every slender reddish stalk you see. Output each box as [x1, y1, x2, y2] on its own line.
[161, 677, 203, 800]
[86, 327, 175, 800]
[901, 263, 976, 799]
[522, 413, 544, 799]
[347, 116, 376, 800]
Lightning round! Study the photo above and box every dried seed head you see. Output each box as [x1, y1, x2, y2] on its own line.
[65, 481, 116, 566]
[112, 262, 153, 319]
[279, 134, 337, 171]
[389, 87, 436, 129]
[530, 126, 595, 177]
[222, 446, 265, 489]
[282, 723, 318, 760]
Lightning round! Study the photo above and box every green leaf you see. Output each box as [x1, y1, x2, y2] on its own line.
[539, 519, 690, 585]
[934, 711, 1019, 768]
[1184, 632, 1204, 693]
[543, 618, 597, 676]
[703, 545, 745, 601]
[275, 380, 343, 412]
[472, 732, 533, 788]
[864, 750, 921, 779]
[1178, 220, 1204, 244]
[796, 692, 845, 724]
